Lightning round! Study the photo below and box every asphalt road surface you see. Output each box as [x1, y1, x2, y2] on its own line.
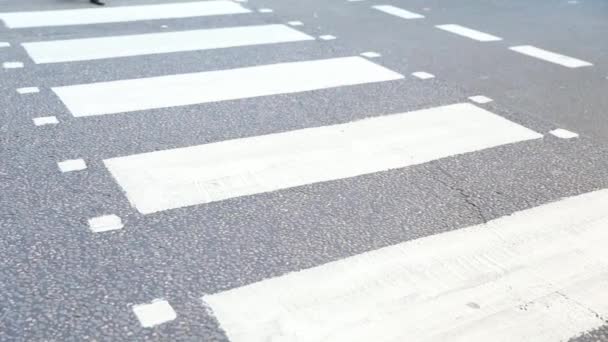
[1, 0, 608, 341]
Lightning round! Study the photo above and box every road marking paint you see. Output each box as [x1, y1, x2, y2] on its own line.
[0, 1, 250, 29]
[132, 299, 177, 328]
[203, 189, 608, 342]
[17, 87, 39, 94]
[360, 51, 381, 58]
[104, 103, 541, 214]
[33, 116, 59, 126]
[287, 21, 303, 26]
[372, 5, 424, 19]
[412, 71, 434, 79]
[550, 128, 579, 139]
[3, 61, 23, 68]
[258, 8, 273, 13]
[0, 42, 10, 48]
[436, 24, 502, 42]
[509, 45, 592, 68]
[468, 95, 493, 104]
[22, 25, 314, 64]
[88, 215, 124, 233]
[53, 56, 403, 117]
[58, 159, 87, 173]
[160, 25, 168, 29]
[318, 35, 336, 40]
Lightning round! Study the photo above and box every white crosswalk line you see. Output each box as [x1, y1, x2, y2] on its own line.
[372, 5, 425, 19]
[203, 189, 608, 342]
[103, 103, 541, 214]
[509, 45, 593, 68]
[22, 24, 314, 64]
[436, 24, 502, 42]
[0, 1, 250, 29]
[52, 56, 403, 117]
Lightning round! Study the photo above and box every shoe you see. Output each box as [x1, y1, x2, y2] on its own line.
[90, 0, 105, 5]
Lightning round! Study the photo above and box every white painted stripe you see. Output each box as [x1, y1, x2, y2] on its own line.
[88, 215, 124, 233]
[132, 299, 176, 328]
[509, 45, 592, 68]
[436, 24, 502, 42]
[258, 8, 273, 13]
[22, 25, 314, 64]
[372, 5, 424, 19]
[0, 1, 250, 29]
[3, 61, 23, 68]
[412, 71, 434, 79]
[360, 51, 381, 58]
[469, 95, 493, 104]
[104, 103, 541, 214]
[550, 128, 579, 139]
[33, 116, 59, 126]
[318, 35, 336, 40]
[53, 56, 403, 117]
[203, 189, 608, 342]
[17, 87, 39, 94]
[0, 42, 10, 48]
[58, 159, 87, 172]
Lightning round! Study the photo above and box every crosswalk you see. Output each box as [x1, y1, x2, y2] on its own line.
[2, 1, 606, 341]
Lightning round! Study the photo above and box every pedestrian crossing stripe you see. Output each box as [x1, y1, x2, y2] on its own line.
[22, 24, 315, 64]
[203, 188, 608, 342]
[52, 56, 404, 117]
[0, 1, 250, 29]
[103, 103, 541, 214]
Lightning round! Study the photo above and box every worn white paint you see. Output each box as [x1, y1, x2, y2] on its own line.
[509, 45, 592, 68]
[104, 103, 541, 214]
[132, 299, 176, 328]
[360, 51, 381, 58]
[22, 25, 314, 64]
[204, 189, 608, 342]
[436, 24, 502, 42]
[412, 71, 435, 79]
[3, 61, 23, 69]
[53, 56, 403, 117]
[88, 215, 124, 233]
[550, 128, 579, 139]
[0, 1, 250, 29]
[258, 8, 273, 13]
[372, 5, 424, 19]
[318, 35, 336, 40]
[17, 87, 39, 94]
[287, 21, 303, 26]
[58, 159, 87, 172]
[469, 95, 493, 104]
[33, 116, 59, 126]
[0, 42, 10, 48]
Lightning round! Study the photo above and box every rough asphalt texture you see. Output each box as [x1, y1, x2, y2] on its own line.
[1, 0, 607, 340]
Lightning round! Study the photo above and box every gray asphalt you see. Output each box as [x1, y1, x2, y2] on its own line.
[1, 0, 607, 340]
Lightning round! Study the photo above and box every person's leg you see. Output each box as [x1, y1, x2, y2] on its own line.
[90, 0, 105, 5]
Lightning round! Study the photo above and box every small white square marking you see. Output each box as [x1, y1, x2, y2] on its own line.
[58, 159, 87, 173]
[17, 87, 40, 94]
[360, 51, 381, 58]
[258, 8, 273, 13]
[160, 25, 168, 28]
[412, 71, 435, 79]
[549, 128, 579, 139]
[468, 95, 493, 104]
[133, 299, 177, 328]
[0, 42, 10, 48]
[33, 116, 59, 126]
[287, 21, 304, 26]
[88, 215, 124, 233]
[3, 61, 24, 69]
[319, 35, 337, 40]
